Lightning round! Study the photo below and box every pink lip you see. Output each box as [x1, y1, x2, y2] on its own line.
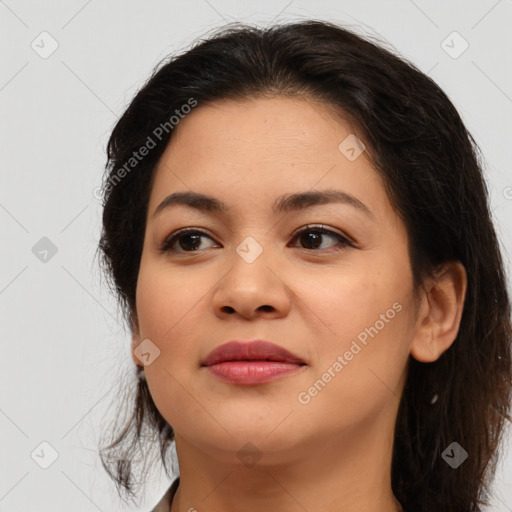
[201, 340, 307, 385]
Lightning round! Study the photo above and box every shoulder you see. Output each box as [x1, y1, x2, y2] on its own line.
[151, 477, 180, 512]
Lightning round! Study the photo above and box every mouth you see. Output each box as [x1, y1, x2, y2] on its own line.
[201, 340, 307, 385]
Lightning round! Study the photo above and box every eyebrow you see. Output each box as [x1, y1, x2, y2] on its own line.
[152, 189, 373, 219]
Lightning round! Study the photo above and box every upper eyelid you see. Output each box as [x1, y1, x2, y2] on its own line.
[165, 224, 345, 241]
[161, 225, 353, 250]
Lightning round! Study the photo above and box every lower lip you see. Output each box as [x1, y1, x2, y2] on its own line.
[205, 361, 305, 385]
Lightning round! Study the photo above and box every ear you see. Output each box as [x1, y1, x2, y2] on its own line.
[410, 261, 467, 362]
[130, 311, 143, 367]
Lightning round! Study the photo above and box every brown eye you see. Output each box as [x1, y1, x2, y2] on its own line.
[160, 229, 218, 253]
[290, 225, 353, 251]
[160, 225, 353, 255]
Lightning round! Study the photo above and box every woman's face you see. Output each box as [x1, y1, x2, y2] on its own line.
[133, 96, 420, 465]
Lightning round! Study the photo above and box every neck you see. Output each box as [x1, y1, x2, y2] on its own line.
[170, 416, 400, 512]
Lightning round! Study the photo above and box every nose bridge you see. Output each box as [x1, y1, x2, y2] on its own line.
[211, 232, 290, 318]
[227, 232, 275, 293]
[235, 234, 266, 265]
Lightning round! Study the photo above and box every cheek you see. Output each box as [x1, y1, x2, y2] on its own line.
[135, 262, 203, 340]
[303, 259, 410, 345]
[296, 298, 413, 431]
[134, 263, 210, 419]
[297, 255, 414, 405]
[135, 267, 208, 429]
[310, 283, 411, 377]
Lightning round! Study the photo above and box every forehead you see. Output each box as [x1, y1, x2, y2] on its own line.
[147, 96, 394, 224]
[162, 96, 357, 160]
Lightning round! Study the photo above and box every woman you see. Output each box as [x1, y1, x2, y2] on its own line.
[97, 20, 512, 512]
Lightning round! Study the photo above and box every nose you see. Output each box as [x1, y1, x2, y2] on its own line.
[211, 244, 292, 320]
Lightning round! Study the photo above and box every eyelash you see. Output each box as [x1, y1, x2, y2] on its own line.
[159, 224, 355, 254]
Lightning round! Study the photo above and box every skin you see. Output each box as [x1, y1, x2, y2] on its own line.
[130, 96, 467, 512]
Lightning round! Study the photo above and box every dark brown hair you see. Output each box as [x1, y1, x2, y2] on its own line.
[97, 20, 512, 512]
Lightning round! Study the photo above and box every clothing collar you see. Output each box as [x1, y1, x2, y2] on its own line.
[151, 476, 180, 512]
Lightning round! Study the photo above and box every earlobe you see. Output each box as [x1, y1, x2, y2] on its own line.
[410, 261, 467, 363]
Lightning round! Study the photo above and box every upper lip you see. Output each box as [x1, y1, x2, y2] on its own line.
[201, 340, 306, 366]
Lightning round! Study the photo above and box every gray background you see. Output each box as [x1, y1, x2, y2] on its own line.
[1, 0, 512, 510]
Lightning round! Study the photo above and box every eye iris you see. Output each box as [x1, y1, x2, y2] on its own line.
[180, 233, 202, 251]
[301, 230, 323, 249]
[164, 227, 343, 253]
